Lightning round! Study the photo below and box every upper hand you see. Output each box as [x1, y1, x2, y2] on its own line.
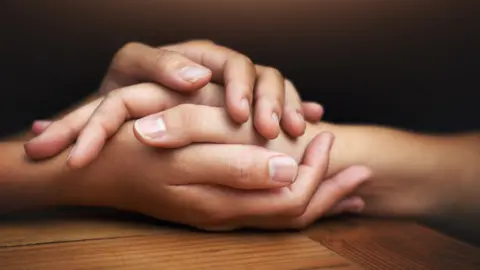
[99, 40, 315, 138]
[25, 79, 322, 168]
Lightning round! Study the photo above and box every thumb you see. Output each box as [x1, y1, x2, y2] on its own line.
[172, 143, 300, 190]
[133, 105, 262, 149]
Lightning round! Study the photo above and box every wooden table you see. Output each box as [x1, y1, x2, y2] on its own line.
[0, 208, 479, 269]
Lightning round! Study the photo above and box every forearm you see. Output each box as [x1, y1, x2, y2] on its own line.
[0, 142, 65, 213]
[311, 123, 480, 218]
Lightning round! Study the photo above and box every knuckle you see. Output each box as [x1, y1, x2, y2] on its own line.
[172, 104, 202, 133]
[98, 92, 120, 115]
[118, 42, 140, 54]
[154, 49, 180, 70]
[228, 159, 256, 185]
[175, 103, 198, 122]
[241, 55, 254, 66]
[112, 42, 139, 65]
[284, 79, 297, 90]
[263, 66, 283, 79]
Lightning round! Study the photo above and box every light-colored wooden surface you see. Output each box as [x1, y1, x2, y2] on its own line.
[0, 208, 479, 269]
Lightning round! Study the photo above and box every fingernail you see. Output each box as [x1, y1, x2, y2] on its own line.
[179, 66, 210, 83]
[135, 116, 167, 139]
[271, 112, 279, 125]
[269, 156, 297, 183]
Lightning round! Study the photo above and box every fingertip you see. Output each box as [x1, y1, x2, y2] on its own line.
[268, 155, 298, 186]
[302, 102, 324, 122]
[281, 108, 307, 138]
[345, 165, 373, 182]
[133, 117, 169, 147]
[66, 146, 82, 169]
[31, 120, 52, 135]
[226, 81, 252, 123]
[23, 133, 60, 160]
[301, 131, 334, 167]
[345, 197, 366, 214]
[251, 99, 283, 140]
[254, 111, 280, 140]
[327, 196, 365, 216]
[23, 141, 38, 160]
[226, 97, 250, 124]
[66, 157, 86, 170]
[315, 131, 335, 152]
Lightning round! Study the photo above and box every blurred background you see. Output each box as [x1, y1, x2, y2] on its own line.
[1, 0, 479, 244]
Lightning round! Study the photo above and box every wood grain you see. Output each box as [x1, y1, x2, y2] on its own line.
[0, 208, 160, 247]
[1, 208, 479, 269]
[306, 217, 480, 270]
[0, 228, 358, 269]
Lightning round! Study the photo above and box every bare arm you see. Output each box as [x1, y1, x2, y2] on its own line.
[308, 123, 480, 219]
[0, 142, 72, 213]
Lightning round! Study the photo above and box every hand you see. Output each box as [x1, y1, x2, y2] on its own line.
[103, 40, 315, 138]
[59, 120, 370, 230]
[25, 80, 322, 168]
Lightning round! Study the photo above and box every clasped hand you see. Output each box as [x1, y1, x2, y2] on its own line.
[24, 40, 371, 230]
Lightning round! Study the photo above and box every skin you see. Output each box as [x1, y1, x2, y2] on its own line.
[24, 40, 310, 169]
[5, 96, 480, 229]
[0, 120, 371, 230]
[1, 41, 369, 230]
[20, 39, 480, 229]
[25, 80, 480, 226]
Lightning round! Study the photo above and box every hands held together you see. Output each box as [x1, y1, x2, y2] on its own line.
[24, 40, 371, 230]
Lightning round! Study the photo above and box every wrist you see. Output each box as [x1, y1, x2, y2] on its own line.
[306, 122, 449, 218]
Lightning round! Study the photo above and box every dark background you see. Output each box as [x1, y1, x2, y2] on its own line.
[1, 0, 479, 244]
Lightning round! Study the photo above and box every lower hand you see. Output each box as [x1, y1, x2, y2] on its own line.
[58, 120, 370, 230]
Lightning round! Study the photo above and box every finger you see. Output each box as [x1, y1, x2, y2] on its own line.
[66, 83, 189, 169]
[104, 42, 212, 92]
[24, 99, 103, 160]
[252, 66, 285, 140]
[286, 132, 334, 213]
[238, 166, 370, 229]
[164, 41, 256, 124]
[324, 196, 365, 217]
[301, 102, 324, 122]
[170, 144, 299, 189]
[31, 120, 52, 135]
[133, 105, 265, 148]
[302, 102, 324, 120]
[189, 132, 336, 220]
[280, 80, 307, 137]
[291, 166, 371, 227]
